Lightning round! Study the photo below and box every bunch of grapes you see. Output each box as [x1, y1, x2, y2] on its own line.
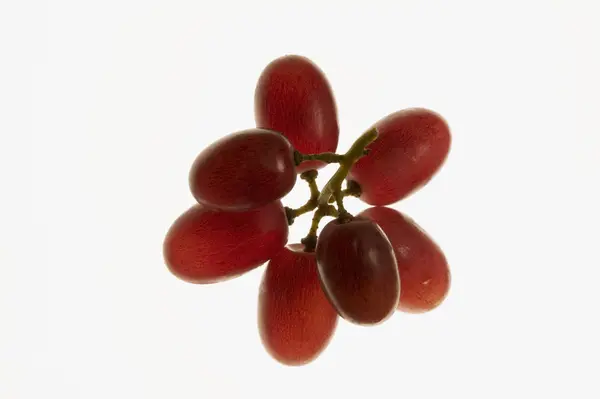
[163, 55, 451, 366]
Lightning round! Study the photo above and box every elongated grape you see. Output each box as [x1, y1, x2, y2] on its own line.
[315, 217, 400, 325]
[254, 55, 339, 172]
[189, 129, 296, 211]
[358, 207, 450, 313]
[163, 201, 288, 284]
[258, 244, 338, 366]
[348, 108, 451, 206]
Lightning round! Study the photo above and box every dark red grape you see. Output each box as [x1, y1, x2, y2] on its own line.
[258, 244, 338, 366]
[348, 108, 451, 206]
[358, 207, 450, 313]
[315, 217, 400, 325]
[254, 55, 339, 172]
[163, 201, 288, 284]
[189, 129, 296, 211]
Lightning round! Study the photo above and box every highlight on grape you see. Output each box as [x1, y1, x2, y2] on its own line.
[163, 54, 452, 366]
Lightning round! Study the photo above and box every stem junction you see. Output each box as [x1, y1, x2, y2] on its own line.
[287, 127, 378, 252]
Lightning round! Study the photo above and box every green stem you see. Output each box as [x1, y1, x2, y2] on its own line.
[300, 204, 338, 252]
[295, 151, 345, 165]
[318, 127, 378, 207]
[284, 170, 320, 225]
[328, 180, 362, 203]
[333, 190, 346, 214]
[295, 128, 378, 251]
[279, 126, 381, 252]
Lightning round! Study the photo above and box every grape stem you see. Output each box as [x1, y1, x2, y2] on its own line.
[300, 204, 338, 251]
[327, 180, 362, 203]
[284, 170, 320, 225]
[317, 127, 377, 207]
[294, 151, 345, 165]
[293, 127, 378, 252]
[286, 178, 362, 225]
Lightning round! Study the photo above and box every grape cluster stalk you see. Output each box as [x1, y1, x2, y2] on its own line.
[285, 126, 378, 252]
[163, 54, 452, 366]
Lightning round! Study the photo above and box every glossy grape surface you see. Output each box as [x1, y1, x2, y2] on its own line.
[258, 244, 338, 366]
[348, 108, 451, 205]
[189, 129, 296, 211]
[254, 55, 339, 172]
[163, 201, 288, 284]
[359, 207, 450, 313]
[316, 217, 400, 325]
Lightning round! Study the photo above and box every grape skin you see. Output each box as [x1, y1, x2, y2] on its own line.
[348, 108, 451, 206]
[258, 244, 338, 366]
[189, 129, 297, 211]
[254, 55, 339, 172]
[163, 201, 288, 284]
[359, 207, 450, 313]
[316, 217, 400, 325]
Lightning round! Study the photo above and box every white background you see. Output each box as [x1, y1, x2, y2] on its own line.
[2, 0, 600, 398]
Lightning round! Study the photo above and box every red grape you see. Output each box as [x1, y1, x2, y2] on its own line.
[254, 55, 339, 172]
[316, 217, 400, 325]
[163, 201, 288, 284]
[189, 129, 296, 211]
[358, 207, 450, 313]
[348, 108, 451, 206]
[258, 244, 338, 366]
